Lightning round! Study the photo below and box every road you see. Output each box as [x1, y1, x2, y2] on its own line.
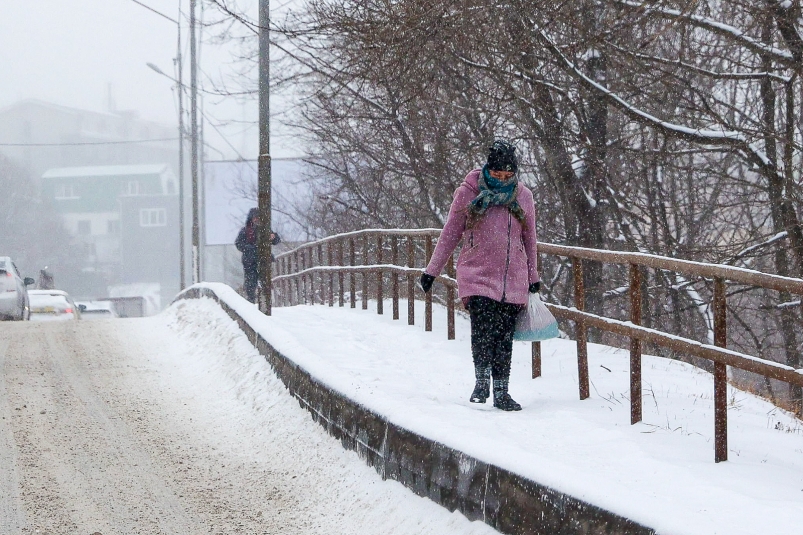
[0, 306, 494, 535]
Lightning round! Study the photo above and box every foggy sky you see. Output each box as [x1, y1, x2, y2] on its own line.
[1, 0, 298, 159]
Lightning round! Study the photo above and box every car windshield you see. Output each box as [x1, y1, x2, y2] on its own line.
[29, 293, 70, 309]
[0, 260, 6, 271]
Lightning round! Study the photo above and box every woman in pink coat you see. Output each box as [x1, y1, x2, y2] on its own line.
[421, 140, 540, 411]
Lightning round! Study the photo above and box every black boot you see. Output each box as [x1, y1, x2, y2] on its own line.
[493, 379, 521, 411]
[470, 365, 491, 403]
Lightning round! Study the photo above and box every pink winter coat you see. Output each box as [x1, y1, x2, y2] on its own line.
[425, 169, 540, 305]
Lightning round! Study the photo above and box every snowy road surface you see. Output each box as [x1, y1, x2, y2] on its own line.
[0, 312, 495, 534]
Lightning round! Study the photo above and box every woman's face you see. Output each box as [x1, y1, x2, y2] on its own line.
[489, 169, 515, 181]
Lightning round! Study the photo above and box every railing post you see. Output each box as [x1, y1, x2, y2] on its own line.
[309, 248, 315, 305]
[273, 257, 285, 306]
[295, 250, 301, 305]
[377, 234, 384, 315]
[286, 256, 291, 306]
[349, 237, 356, 308]
[338, 239, 345, 307]
[532, 342, 541, 378]
[407, 236, 415, 325]
[573, 256, 590, 400]
[425, 235, 433, 332]
[287, 256, 292, 307]
[713, 276, 728, 463]
[446, 253, 455, 340]
[293, 253, 299, 306]
[532, 251, 542, 379]
[286, 255, 291, 305]
[362, 234, 369, 310]
[327, 242, 334, 307]
[392, 236, 399, 320]
[299, 251, 309, 305]
[630, 263, 643, 424]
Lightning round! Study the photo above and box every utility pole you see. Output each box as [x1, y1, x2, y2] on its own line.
[176, 12, 186, 290]
[190, 0, 200, 285]
[257, 0, 272, 314]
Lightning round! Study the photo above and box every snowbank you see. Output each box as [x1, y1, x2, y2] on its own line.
[176, 283, 803, 535]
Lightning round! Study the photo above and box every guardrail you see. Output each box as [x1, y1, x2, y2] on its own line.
[273, 229, 803, 462]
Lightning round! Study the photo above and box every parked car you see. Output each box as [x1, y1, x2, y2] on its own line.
[0, 257, 34, 321]
[76, 301, 118, 320]
[28, 290, 81, 321]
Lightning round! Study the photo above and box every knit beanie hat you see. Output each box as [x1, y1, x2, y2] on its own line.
[486, 140, 518, 173]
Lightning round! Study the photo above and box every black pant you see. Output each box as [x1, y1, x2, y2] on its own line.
[244, 266, 259, 303]
[467, 296, 523, 380]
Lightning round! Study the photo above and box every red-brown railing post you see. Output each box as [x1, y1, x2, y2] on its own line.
[630, 263, 643, 424]
[407, 236, 415, 325]
[300, 249, 307, 304]
[392, 236, 400, 320]
[338, 239, 345, 307]
[286, 255, 291, 305]
[425, 236, 433, 332]
[362, 234, 369, 310]
[573, 256, 590, 400]
[532, 342, 541, 378]
[327, 243, 334, 307]
[714, 276, 728, 463]
[349, 237, 356, 308]
[276, 257, 287, 306]
[446, 253, 455, 340]
[307, 247, 315, 305]
[293, 253, 299, 306]
[377, 234, 384, 315]
[275, 256, 281, 306]
[317, 245, 323, 305]
[532, 251, 542, 379]
[287, 255, 292, 306]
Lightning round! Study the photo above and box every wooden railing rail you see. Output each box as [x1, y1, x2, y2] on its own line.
[538, 243, 803, 295]
[270, 229, 803, 463]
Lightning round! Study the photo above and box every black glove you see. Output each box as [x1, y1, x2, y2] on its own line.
[529, 281, 541, 293]
[420, 273, 435, 293]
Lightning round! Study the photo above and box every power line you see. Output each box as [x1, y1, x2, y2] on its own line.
[0, 138, 179, 147]
[128, 0, 179, 24]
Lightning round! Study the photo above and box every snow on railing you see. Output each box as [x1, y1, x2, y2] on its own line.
[270, 228, 803, 463]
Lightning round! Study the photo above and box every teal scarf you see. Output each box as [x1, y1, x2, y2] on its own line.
[468, 166, 525, 225]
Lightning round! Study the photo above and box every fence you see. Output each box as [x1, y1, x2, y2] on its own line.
[273, 229, 803, 463]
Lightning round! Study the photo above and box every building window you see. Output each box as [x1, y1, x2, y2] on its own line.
[140, 208, 166, 227]
[107, 220, 120, 234]
[77, 220, 91, 235]
[126, 180, 141, 195]
[55, 183, 78, 200]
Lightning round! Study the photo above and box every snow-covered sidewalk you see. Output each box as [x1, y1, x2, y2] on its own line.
[193, 283, 803, 535]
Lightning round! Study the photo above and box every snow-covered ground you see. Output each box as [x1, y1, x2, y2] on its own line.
[0, 300, 497, 534]
[190, 283, 803, 535]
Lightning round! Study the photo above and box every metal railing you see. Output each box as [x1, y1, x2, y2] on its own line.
[273, 229, 803, 463]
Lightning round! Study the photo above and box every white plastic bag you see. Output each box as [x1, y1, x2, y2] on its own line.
[513, 293, 559, 341]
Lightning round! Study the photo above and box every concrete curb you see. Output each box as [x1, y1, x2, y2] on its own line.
[176, 287, 656, 535]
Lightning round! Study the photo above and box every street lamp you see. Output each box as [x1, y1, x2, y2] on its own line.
[147, 61, 187, 291]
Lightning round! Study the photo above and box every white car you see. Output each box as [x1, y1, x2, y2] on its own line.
[76, 301, 118, 320]
[0, 257, 34, 321]
[28, 290, 81, 321]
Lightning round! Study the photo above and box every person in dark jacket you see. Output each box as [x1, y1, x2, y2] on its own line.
[235, 208, 281, 303]
[420, 140, 540, 411]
